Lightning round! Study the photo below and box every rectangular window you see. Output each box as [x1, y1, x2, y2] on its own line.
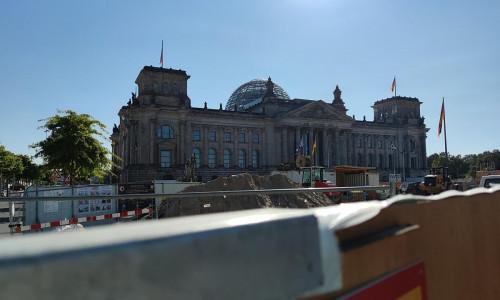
[224, 150, 231, 168]
[357, 139, 362, 148]
[225, 132, 231, 142]
[252, 150, 259, 168]
[160, 150, 171, 167]
[208, 149, 216, 168]
[194, 130, 201, 141]
[210, 131, 216, 141]
[411, 157, 417, 169]
[239, 133, 246, 143]
[238, 150, 246, 168]
[378, 140, 383, 149]
[253, 133, 260, 143]
[368, 139, 373, 148]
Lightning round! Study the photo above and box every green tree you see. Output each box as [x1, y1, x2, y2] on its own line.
[0, 145, 24, 189]
[429, 152, 448, 168]
[17, 154, 47, 185]
[31, 110, 117, 184]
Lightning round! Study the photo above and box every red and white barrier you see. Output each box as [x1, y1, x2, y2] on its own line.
[14, 207, 153, 232]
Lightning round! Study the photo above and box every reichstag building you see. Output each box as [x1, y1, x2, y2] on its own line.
[111, 65, 429, 183]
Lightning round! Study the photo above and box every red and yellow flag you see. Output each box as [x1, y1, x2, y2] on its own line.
[438, 99, 445, 137]
[391, 77, 396, 93]
[312, 139, 317, 155]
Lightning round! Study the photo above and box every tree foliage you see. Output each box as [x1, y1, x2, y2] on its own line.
[427, 150, 500, 179]
[30, 110, 116, 183]
[0, 144, 23, 184]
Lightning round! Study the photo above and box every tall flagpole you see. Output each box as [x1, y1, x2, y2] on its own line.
[443, 97, 448, 166]
[160, 40, 164, 68]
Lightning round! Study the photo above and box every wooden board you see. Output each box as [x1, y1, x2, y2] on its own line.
[304, 189, 500, 299]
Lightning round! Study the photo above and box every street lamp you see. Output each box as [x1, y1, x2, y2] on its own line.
[401, 148, 407, 183]
[390, 144, 397, 175]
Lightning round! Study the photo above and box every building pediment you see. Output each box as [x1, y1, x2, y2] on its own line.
[282, 100, 353, 122]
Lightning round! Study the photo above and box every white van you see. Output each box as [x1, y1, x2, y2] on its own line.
[479, 175, 500, 188]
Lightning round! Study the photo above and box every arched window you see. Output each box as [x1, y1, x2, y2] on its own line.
[193, 148, 201, 168]
[153, 81, 159, 93]
[238, 150, 246, 168]
[157, 125, 174, 139]
[224, 149, 231, 168]
[208, 149, 216, 168]
[252, 150, 259, 168]
[173, 83, 178, 94]
[162, 82, 168, 94]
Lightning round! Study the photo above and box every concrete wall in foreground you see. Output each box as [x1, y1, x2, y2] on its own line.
[2, 186, 500, 299]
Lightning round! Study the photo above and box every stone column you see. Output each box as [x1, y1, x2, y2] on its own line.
[124, 130, 130, 167]
[322, 129, 328, 167]
[334, 128, 341, 166]
[203, 126, 209, 168]
[282, 127, 288, 163]
[384, 135, 390, 170]
[249, 128, 254, 167]
[219, 126, 224, 168]
[364, 134, 368, 166]
[308, 128, 314, 158]
[421, 136, 427, 169]
[346, 130, 352, 165]
[180, 120, 186, 164]
[149, 118, 156, 165]
[130, 120, 137, 165]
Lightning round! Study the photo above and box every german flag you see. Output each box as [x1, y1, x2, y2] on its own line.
[438, 99, 445, 137]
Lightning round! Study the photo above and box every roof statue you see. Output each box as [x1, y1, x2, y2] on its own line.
[332, 85, 347, 113]
[263, 77, 276, 99]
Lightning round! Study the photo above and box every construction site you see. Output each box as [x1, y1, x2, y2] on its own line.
[1, 167, 500, 299]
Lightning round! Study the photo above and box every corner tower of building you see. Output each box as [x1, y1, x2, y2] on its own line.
[135, 66, 191, 108]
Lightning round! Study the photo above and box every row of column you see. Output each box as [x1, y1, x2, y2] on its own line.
[281, 126, 351, 167]
[279, 126, 417, 170]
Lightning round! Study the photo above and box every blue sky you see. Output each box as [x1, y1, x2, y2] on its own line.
[1, 0, 499, 161]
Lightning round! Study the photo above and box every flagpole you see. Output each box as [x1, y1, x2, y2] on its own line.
[395, 76, 397, 96]
[160, 40, 164, 68]
[443, 97, 448, 166]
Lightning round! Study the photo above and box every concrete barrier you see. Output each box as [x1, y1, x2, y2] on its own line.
[2, 186, 499, 299]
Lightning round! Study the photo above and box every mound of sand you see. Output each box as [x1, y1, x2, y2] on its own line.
[157, 173, 335, 218]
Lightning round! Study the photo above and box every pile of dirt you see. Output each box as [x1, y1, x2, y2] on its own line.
[157, 173, 335, 218]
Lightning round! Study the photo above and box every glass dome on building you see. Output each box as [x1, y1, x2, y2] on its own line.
[225, 79, 290, 110]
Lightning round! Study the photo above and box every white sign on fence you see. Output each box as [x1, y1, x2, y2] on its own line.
[389, 174, 402, 183]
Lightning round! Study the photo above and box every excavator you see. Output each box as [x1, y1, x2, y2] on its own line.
[406, 166, 462, 195]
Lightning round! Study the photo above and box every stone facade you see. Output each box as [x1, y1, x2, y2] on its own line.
[111, 66, 429, 183]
